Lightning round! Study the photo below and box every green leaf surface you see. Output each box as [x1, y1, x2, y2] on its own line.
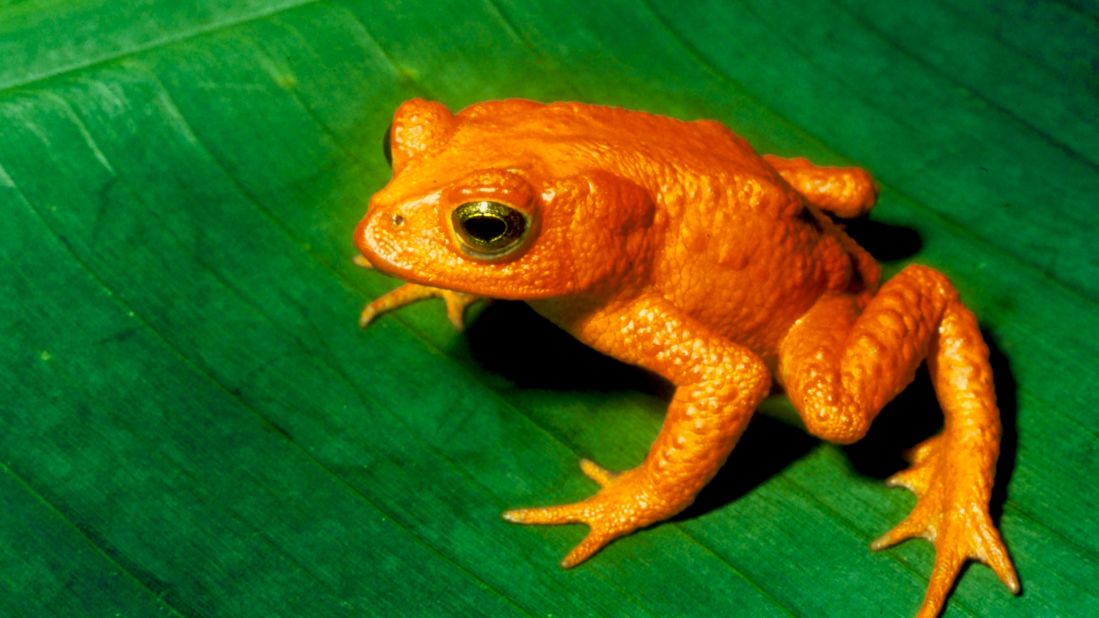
[2, 1, 1096, 616]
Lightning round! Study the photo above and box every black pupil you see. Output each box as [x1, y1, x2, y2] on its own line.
[463, 215, 507, 242]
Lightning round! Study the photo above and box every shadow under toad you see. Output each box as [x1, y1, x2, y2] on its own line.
[460, 218, 1015, 527]
[841, 216, 923, 261]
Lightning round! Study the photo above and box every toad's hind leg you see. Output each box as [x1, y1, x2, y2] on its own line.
[763, 154, 877, 218]
[778, 265, 1018, 618]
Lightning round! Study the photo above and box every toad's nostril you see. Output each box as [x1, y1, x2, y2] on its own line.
[391, 213, 405, 227]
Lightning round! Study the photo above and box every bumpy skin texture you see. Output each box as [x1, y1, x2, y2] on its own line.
[354, 99, 1018, 618]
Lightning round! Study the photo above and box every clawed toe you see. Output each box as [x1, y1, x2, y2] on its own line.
[579, 458, 617, 487]
[502, 502, 586, 526]
[560, 529, 620, 568]
[503, 461, 683, 569]
[874, 449, 1019, 617]
[502, 499, 626, 568]
[358, 282, 479, 330]
[871, 511, 928, 551]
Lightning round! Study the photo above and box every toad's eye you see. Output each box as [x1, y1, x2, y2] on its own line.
[451, 201, 529, 258]
[382, 123, 393, 168]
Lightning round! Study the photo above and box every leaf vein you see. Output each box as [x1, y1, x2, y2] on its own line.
[0, 111, 535, 617]
[831, 0, 1099, 172]
[638, 0, 1099, 309]
[0, 0, 326, 94]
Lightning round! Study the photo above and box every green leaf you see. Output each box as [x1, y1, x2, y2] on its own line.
[2, 1, 1096, 616]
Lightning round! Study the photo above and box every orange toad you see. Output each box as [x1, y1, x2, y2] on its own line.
[354, 99, 1018, 617]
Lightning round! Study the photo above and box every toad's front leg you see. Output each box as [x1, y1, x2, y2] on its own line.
[355, 255, 479, 330]
[504, 297, 771, 567]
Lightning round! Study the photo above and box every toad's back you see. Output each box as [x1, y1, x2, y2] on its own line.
[456, 101, 876, 357]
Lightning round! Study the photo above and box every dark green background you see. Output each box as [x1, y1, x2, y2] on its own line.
[2, 1, 1096, 616]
